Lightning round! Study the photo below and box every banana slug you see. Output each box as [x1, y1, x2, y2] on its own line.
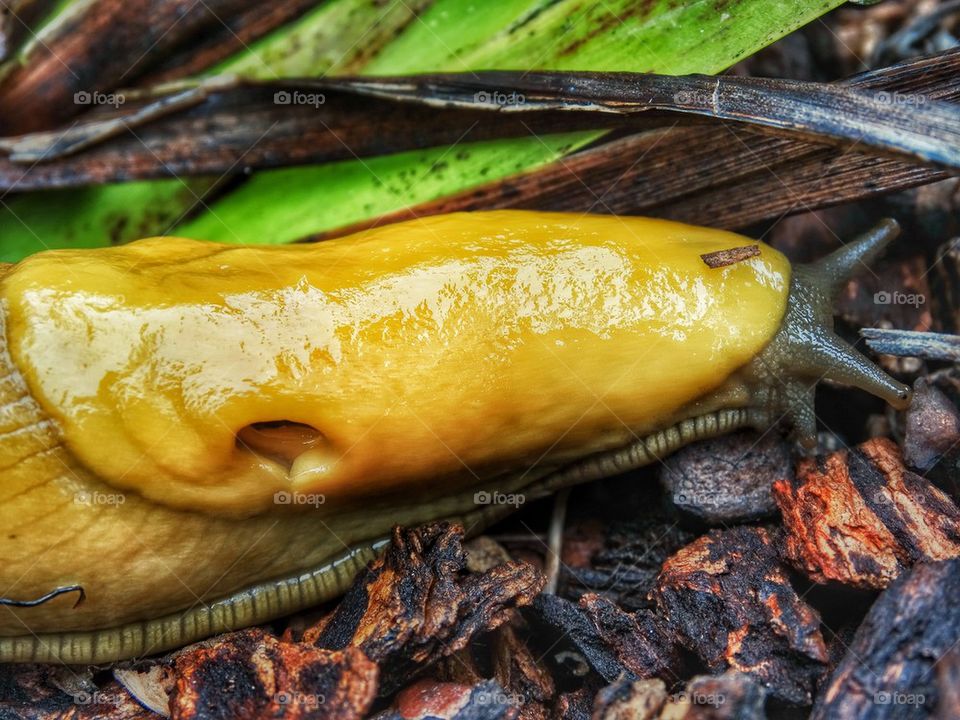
[0, 210, 910, 664]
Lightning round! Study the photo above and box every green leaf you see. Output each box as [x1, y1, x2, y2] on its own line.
[0, 0, 845, 257]
[177, 0, 845, 245]
[211, 0, 436, 79]
[0, 178, 211, 263]
[178, 133, 591, 243]
[367, 0, 840, 75]
[0, 0, 422, 258]
[361, 0, 554, 75]
[456, 0, 841, 74]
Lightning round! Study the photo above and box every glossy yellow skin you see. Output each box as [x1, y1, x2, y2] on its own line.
[0, 211, 790, 638]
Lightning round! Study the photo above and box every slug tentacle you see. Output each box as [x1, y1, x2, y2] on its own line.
[808, 328, 910, 407]
[739, 218, 911, 447]
[817, 218, 903, 296]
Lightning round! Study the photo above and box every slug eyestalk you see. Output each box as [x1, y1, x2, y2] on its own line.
[0, 211, 909, 664]
[726, 218, 911, 448]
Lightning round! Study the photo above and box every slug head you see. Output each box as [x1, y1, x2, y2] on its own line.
[743, 219, 912, 448]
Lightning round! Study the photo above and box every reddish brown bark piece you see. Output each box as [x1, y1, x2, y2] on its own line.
[699, 245, 760, 268]
[578, 595, 685, 685]
[376, 679, 521, 720]
[774, 437, 960, 589]
[304, 523, 544, 695]
[428, 618, 552, 719]
[170, 628, 377, 720]
[811, 558, 960, 720]
[561, 518, 695, 612]
[653, 526, 828, 705]
[525, 592, 685, 686]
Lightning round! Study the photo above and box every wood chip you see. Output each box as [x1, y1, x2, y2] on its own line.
[660, 671, 767, 720]
[560, 518, 695, 612]
[861, 328, 960, 362]
[653, 526, 828, 705]
[376, 678, 521, 720]
[0, 664, 154, 718]
[491, 624, 555, 718]
[524, 592, 685, 686]
[774, 437, 960, 589]
[811, 558, 960, 719]
[114, 664, 177, 717]
[593, 671, 768, 720]
[699, 245, 760, 268]
[935, 646, 960, 720]
[303, 523, 544, 696]
[170, 628, 377, 720]
[593, 678, 668, 720]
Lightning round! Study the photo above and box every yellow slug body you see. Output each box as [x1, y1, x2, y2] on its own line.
[3, 211, 789, 514]
[0, 210, 798, 659]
